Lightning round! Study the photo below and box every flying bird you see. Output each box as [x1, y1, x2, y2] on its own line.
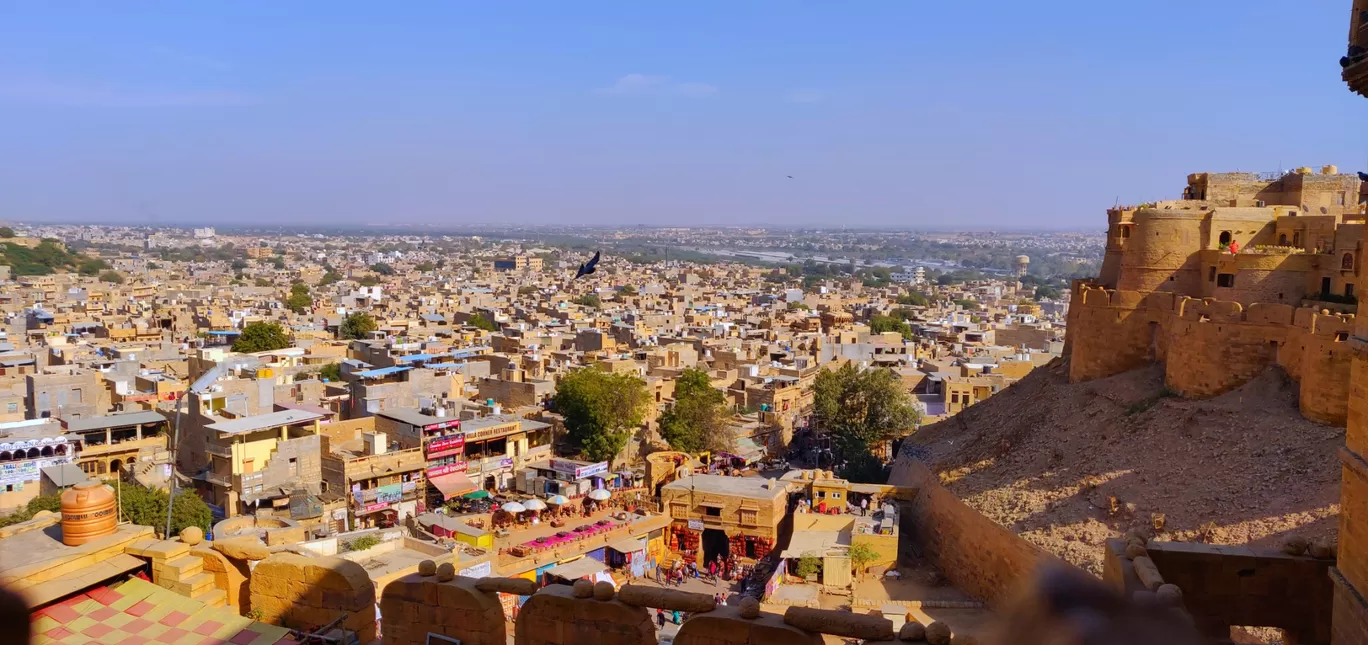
[786, 175, 793, 179]
[574, 250, 601, 279]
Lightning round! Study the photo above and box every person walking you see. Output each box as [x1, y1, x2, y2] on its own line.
[656, 608, 666, 630]
[860, 497, 868, 517]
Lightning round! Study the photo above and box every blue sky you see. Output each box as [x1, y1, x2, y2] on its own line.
[1, 2, 1364, 229]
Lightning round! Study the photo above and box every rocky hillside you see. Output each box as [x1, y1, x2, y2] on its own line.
[906, 360, 1342, 574]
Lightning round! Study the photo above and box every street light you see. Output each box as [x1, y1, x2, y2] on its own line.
[165, 364, 223, 538]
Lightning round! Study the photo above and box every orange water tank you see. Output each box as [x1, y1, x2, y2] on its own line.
[60, 481, 117, 546]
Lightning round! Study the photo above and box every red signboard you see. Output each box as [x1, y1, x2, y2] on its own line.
[424, 420, 461, 431]
[427, 434, 465, 454]
[427, 462, 468, 477]
[364, 501, 390, 513]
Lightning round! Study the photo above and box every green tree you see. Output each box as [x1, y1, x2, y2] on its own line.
[896, 292, 928, 307]
[340, 311, 378, 340]
[0, 493, 62, 528]
[415, 261, 436, 272]
[811, 363, 920, 480]
[848, 542, 879, 577]
[1033, 285, 1062, 301]
[518, 286, 538, 296]
[271, 256, 286, 270]
[254, 277, 272, 287]
[553, 368, 650, 465]
[120, 485, 213, 538]
[319, 270, 344, 286]
[618, 285, 637, 295]
[232, 321, 291, 353]
[230, 259, 248, 271]
[788, 302, 810, 311]
[574, 294, 601, 308]
[358, 275, 380, 287]
[78, 258, 109, 276]
[99, 270, 124, 284]
[868, 314, 913, 340]
[659, 368, 733, 453]
[468, 313, 499, 332]
[370, 263, 395, 276]
[0, 227, 13, 238]
[795, 552, 822, 579]
[319, 362, 343, 382]
[286, 283, 313, 314]
[953, 299, 980, 311]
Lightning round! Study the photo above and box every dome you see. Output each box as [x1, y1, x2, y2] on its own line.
[1015, 255, 1031, 263]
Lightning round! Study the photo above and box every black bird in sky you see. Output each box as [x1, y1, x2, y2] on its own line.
[786, 175, 793, 179]
[575, 250, 601, 279]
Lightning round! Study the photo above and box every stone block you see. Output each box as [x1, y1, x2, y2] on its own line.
[476, 577, 538, 596]
[212, 537, 270, 561]
[784, 607, 894, 641]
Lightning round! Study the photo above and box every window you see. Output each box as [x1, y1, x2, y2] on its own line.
[1279, 234, 1288, 245]
[704, 506, 721, 517]
[1294, 233, 1301, 246]
[70, 389, 82, 404]
[1120, 226, 1130, 239]
[1218, 231, 1232, 246]
[1208, 267, 1217, 282]
[739, 509, 758, 525]
[1346, 254, 1357, 271]
[1216, 274, 1236, 288]
[1337, 193, 1347, 206]
[1348, 284, 1356, 298]
[5, 403, 14, 413]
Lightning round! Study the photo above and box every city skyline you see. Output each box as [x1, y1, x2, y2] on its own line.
[2, 2, 1365, 229]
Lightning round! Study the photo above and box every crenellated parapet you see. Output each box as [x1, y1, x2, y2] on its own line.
[1068, 282, 1355, 425]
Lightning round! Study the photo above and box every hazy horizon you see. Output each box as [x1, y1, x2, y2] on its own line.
[2, 2, 1364, 229]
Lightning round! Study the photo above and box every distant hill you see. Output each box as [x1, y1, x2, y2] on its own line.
[906, 359, 1341, 574]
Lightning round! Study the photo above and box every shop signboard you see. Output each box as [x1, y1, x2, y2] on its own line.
[427, 461, 468, 478]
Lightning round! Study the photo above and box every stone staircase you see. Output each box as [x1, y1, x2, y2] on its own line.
[127, 538, 228, 608]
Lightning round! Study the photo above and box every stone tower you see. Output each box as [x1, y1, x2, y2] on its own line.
[1014, 255, 1030, 277]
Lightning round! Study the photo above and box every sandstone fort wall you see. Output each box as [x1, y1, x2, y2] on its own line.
[889, 454, 1057, 604]
[1068, 282, 1354, 425]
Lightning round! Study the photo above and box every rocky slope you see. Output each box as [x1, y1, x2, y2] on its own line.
[906, 360, 1342, 574]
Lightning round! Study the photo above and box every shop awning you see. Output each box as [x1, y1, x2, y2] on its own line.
[544, 558, 608, 581]
[430, 472, 477, 500]
[608, 537, 646, 554]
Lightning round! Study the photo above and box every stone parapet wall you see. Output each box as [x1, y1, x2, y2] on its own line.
[1068, 283, 1354, 425]
[248, 553, 377, 643]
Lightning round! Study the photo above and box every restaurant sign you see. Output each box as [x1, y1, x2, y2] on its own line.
[548, 459, 608, 479]
[427, 461, 468, 477]
[427, 435, 465, 455]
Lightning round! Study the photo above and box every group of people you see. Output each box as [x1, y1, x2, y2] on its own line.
[652, 553, 749, 588]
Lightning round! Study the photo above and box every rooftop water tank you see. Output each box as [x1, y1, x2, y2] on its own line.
[60, 481, 117, 546]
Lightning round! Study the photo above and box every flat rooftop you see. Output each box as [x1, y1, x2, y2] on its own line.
[662, 474, 786, 500]
[205, 409, 323, 435]
[63, 410, 167, 433]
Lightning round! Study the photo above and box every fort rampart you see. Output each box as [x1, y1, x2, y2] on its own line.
[1067, 282, 1355, 425]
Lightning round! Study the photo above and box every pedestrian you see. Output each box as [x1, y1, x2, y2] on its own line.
[655, 565, 661, 585]
[672, 610, 681, 625]
[860, 497, 868, 517]
[657, 608, 666, 629]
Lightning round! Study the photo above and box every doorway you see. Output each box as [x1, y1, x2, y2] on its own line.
[1322, 277, 1333, 296]
[702, 528, 730, 564]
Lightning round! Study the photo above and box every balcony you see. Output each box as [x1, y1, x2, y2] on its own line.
[205, 470, 232, 487]
[1345, 12, 1368, 97]
[204, 442, 233, 458]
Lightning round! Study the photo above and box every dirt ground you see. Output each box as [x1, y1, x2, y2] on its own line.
[907, 360, 1342, 575]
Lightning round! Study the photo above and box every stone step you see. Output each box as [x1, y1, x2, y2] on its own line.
[156, 556, 204, 580]
[167, 572, 216, 597]
[128, 539, 191, 561]
[193, 587, 227, 608]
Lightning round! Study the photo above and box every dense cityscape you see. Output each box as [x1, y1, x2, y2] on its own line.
[1, 2, 1365, 645]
